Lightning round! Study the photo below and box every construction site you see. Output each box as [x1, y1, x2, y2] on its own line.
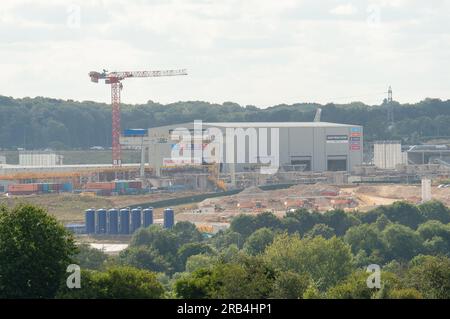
[1, 72, 450, 243]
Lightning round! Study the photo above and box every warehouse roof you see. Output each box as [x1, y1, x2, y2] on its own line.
[203, 122, 360, 128]
[146, 122, 363, 136]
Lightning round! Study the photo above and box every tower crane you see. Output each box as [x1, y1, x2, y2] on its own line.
[89, 69, 188, 166]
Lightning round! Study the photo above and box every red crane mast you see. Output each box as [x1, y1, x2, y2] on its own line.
[89, 69, 187, 166]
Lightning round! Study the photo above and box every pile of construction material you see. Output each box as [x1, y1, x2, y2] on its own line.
[7, 182, 73, 195]
[84, 180, 144, 196]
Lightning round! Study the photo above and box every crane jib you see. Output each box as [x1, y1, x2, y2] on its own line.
[88, 68, 187, 166]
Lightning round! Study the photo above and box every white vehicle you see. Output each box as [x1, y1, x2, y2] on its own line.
[89, 146, 105, 150]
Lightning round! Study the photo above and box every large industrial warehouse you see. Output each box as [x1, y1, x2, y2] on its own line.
[121, 122, 364, 176]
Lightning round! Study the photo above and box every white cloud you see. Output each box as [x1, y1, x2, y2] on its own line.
[0, 0, 449, 107]
[330, 4, 358, 16]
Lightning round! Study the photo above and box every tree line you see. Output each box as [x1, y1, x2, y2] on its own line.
[1, 95, 450, 150]
[1, 200, 449, 299]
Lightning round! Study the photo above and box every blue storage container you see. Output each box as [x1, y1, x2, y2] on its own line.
[108, 209, 119, 235]
[131, 208, 142, 233]
[123, 129, 147, 136]
[62, 183, 73, 192]
[119, 208, 130, 235]
[85, 209, 95, 234]
[96, 209, 107, 234]
[143, 208, 153, 228]
[163, 208, 175, 229]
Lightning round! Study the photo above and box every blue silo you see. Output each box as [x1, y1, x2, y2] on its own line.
[143, 207, 154, 228]
[108, 209, 119, 235]
[131, 208, 142, 233]
[96, 209, 107, 234]
[85, 209, 96, 234]
[119, 208, 130, 235]
[163, 208, 175, 229]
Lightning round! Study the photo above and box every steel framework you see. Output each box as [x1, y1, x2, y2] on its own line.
[89, 69, 187, 165]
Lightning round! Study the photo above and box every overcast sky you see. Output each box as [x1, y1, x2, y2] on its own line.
[1, 0, 449, 107]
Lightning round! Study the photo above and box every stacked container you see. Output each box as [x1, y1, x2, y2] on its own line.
[114, 180, 143, 195]
[7, 184, 39, 195]
[85, 182, 115, 196]
[62, 183, 73, 192]
[85, 180, 143, 196]
[7, 182, 73, 195]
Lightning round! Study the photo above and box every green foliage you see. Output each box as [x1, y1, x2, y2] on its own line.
[322, 209, 359, 236]
[382, 224, 424, 261]
[326, 271, 376, 299]
[243, 228, 275, 255]
[58, 267, 164, 299]
[131, 225, 178, 256]
[423, 237, 450, 256]
[177, 243, 215, 270]
[254, 212, 281, 230]
[406, 255, 450, 298]
[374, 214, 392, 231]
[212, 255, 276, 299]
[175, 255, 276, 299]
[211, 230, 244, 250]
[172, 221, 204, 245]
[127, 221, 204, 274]
[173, 268, 214, 299]
[368, 202, 425, 229]
[2, 198, 450, 299]
[219, 244, 240, 263]
[3, 96, 450, 149]
[388, 288, 423, 299]
[417, 220, 450, 240]
[230, 214, 256, 238]
[344, 223, 387, 263]
[119, 246, 173, 273]
[74, 243, 108, 270]
[284, 209, 320, 235]
[302, 283, 323, 299]
[418, 200, 450, 224]
[0, 204, 77, 298]
[280, 216, 302, 234]
[264, 233, 353, 291]
[185, 254, 217, 273]
[306, 224, 335, 239]
[417, 221, 450, 256]
[353, 250, 385, 268]
[270, 271, 311, 299]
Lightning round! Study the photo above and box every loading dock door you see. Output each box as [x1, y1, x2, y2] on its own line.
[290, 156, 312, 171]
[327, 155, 347, 171]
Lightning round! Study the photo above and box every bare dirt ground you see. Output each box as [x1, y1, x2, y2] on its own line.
[2, 184, 448, 226]
[353, 184, 450, 208]
[176, 184, 450, 224]
[0, 191, 202, 223]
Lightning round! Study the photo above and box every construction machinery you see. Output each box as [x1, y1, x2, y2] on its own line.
[0, 166, 152, 188]
[207, 163, 227, 191]
[89, 69, 188, 166]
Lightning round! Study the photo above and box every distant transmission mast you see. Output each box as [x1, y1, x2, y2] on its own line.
[387, 86, 394, 124]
